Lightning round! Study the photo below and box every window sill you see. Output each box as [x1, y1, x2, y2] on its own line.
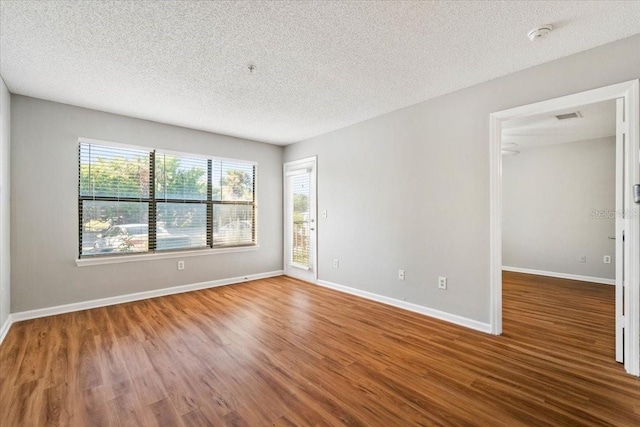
[76, 245, 259, 267]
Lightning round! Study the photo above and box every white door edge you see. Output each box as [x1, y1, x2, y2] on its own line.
[615, 97, 624, 363]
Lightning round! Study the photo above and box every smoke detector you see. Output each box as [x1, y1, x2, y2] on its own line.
[528, 25, 553, 42]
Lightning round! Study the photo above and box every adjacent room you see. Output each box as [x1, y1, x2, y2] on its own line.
[501, 99, 624, 368]
[1, 1, 639, 426]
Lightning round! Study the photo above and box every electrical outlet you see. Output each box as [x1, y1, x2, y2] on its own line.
[604, 255, 612, 264]
[333, 259, 339, 269]
[323, 210, 328, 218]
[398, 270, 405, 280]
[579, 255, 587, 263]
[177, 260, 185, 270]
[438, 276, 447, 290]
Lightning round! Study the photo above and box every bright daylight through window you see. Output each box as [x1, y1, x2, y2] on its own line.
[79, 141, 256, 258]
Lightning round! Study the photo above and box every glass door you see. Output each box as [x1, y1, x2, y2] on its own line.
[284, 157, 316, 282]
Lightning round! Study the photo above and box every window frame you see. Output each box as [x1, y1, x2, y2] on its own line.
[77, 138, 258, 265]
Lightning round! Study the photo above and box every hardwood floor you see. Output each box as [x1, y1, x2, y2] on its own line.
[1, 272, 639, 426]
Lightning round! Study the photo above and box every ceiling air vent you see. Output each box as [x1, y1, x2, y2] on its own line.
[555, 112, 582, 120]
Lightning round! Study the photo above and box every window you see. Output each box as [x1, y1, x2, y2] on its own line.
[155, 152, 209, 251]
[213, 159, 256, 246]
[79, 141, 256, 258]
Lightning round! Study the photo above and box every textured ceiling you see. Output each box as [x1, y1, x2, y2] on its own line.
[502, 100, 616, 150]
[1, 1, 639, 145]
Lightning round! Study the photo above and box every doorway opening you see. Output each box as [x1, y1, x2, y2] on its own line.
[489, 80, 640, 376]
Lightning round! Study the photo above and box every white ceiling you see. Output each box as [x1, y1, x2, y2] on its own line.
[502, 99, 616, 150]
[1, 1, 639, 145]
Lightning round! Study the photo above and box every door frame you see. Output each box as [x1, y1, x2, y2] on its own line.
[489, 80, 640, 376]
[283, 156, 318, 282]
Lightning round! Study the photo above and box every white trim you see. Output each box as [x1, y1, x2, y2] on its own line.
[625, 80, 640, 376]
[0, 314, 12, 346]
[490, 79, 640, 376]
[316, 279, 491, 334]
[289, 262, 310, 271]
[502, 266, 615, 286]
[490, 81, 638, 121]
[10, 270, 283, 322]
[77, 245, 259, 267]
[285, 169, 310, 177]
[283, 156, 317, 168]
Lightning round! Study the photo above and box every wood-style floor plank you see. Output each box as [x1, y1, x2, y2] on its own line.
[1, 272, 639, 426]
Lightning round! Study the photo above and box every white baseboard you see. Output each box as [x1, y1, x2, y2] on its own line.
[502, 266, 615, 286]
[315, 279, 491, 334]
[9, 270, 284, 324]
[0, 314, 12, 346]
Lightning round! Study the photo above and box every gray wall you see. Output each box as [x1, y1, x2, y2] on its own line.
[11, 96, 283, 312]
[503, 138, 615, 280]
[284, 34, 640, 324]
[0, 77, 10, 327]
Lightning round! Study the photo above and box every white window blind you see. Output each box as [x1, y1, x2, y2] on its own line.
[212, 159, 256, 247]
[290, 172, 312, 268]
[155, 152, 210, 251]
[78, 141, 257, 258]
[79, 143, 151, 256]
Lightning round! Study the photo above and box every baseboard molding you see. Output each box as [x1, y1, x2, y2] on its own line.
[10, 270, 284, 323]
[315, 279, 491, 334]
[502, 266, 615, 286]
[0, 314, 12, 346]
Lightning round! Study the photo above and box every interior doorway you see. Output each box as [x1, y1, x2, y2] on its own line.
[489, 80, 640, 376]
[501, 98, 619, 358]
[283, 156, 317, 283]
